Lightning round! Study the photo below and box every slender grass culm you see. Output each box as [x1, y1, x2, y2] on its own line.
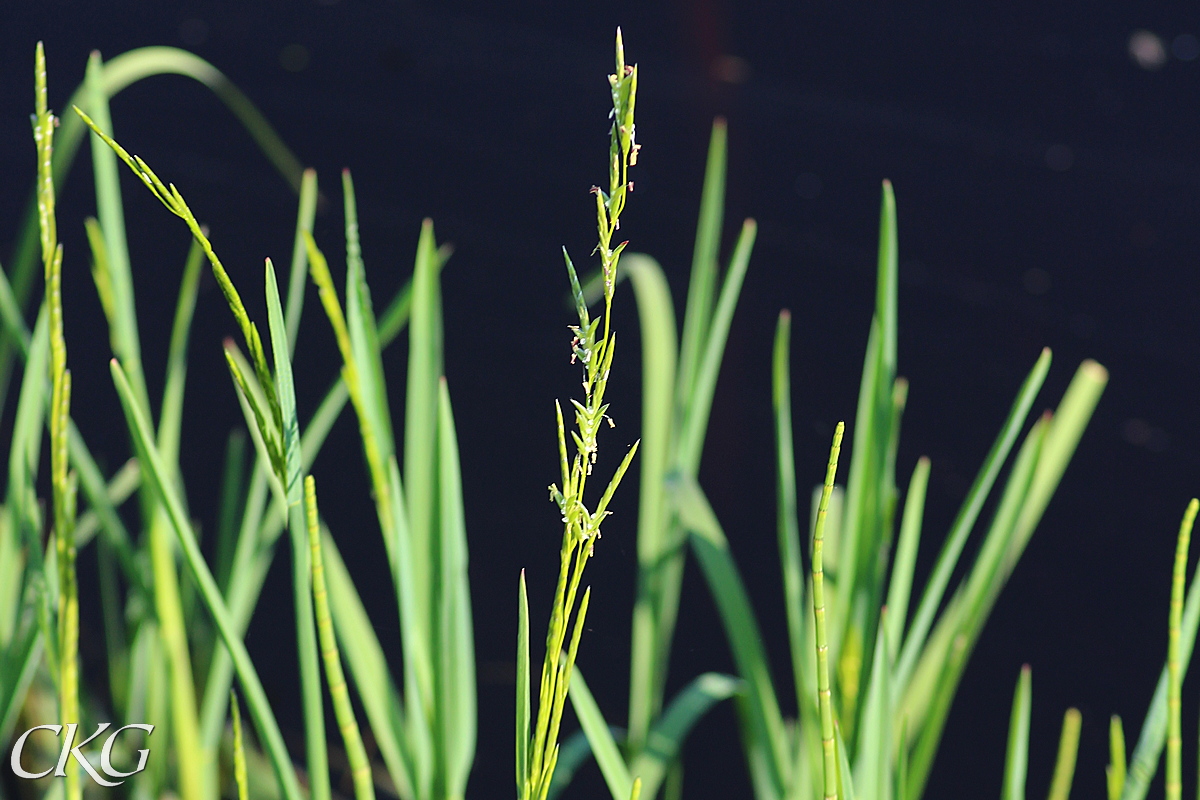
[36, 40, 84, 800]
[516, 29, 641, 800]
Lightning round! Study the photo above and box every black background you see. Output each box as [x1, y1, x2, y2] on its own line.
[3, 1, 1200, 798]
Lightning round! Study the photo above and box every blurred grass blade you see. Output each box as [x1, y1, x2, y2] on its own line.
[676, 117, 726, 407]
[403, 218, 442, 714]
[1107, 716, 1126, 800]
[1002, 666, 1032, 800]
[569, 666, 634, 800]
[518, 571, 531, 798]
[627, 672, 742, 799]
[622, 252, 678, 749]
[884, 457, 929, 663]
[306, 476, 375, 800]
[1046, 708, 1082, 800]
[772, 309, 808, 714]
[894, 347, 1052, 694]
[231, 693, 250, 800]
[678, 218, 756, 470]
[108, 357, 304, 800]
[1167, 500, 1197, 800]
[677, 475, 789, 797]
[321, 527, 415, 800]
[266, 257, 329, 800]
[436, 379, 476, 796]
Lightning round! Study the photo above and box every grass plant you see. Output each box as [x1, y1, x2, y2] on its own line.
[2, 26, 1199, 800]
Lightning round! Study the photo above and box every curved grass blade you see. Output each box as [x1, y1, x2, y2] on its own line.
[627, 672, 742, 799]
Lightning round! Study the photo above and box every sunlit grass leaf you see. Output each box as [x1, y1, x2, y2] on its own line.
[108, 356, 304, 800]
[569, 666, 634, 800]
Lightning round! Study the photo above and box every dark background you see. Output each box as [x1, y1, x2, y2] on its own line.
[3, 1, 1199, 797]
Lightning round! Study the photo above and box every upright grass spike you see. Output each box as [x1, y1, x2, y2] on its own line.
[814, 422, 846, 800]
[35, 41, 83, 800]
[521, 29, 640, 800]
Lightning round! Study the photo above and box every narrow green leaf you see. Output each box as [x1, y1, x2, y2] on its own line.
[1107, 716, 1126, 800]
[108, 357, 304, 800]
[1002, 666, 1032, 800]
[678, 476, 789, 797]
[622, 252, 679, 751]
[518, 570, 532, 798]
[1167, 500, 1197, 800]
[676, 117, 727, 406]
[403, 218, 442, 699]
[678, 218, 756, 470]
[231, 693, 249, 800]
[568, 666, 634, 800]
[1046, 708, 1082, 800]
[437, 379, 476, 796]
[627, 672, 742, 799]
[895, 347, 1052, 695]
[321, 528, 415, 800]
[885, 457, 929, 662]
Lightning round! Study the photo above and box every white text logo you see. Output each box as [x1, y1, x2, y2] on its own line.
[10, 723, 154, 787]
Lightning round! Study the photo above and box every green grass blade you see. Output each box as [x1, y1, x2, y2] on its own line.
[108, 357, 304, 800]
[772, 309, 809, 717]
[677, 475, 789, 797]
[266, 257, 329, 800]
[1001, 666, 1032, 800]
[1167, 500, 1197, 800]
[678, 218, 756, 470]
[157, 236, 205, 468]
[622, 252, 679, 751]
[518, 570, 532, 798]
[231, 692, 250, 800]
[403, 218, 442, 718]
[1108, 716, 1126, 800]
[894, 347, 1052, 694]
[853, 617, 892, 800]
[676, 118, 726, 406]
[902, 413, 1047, 797]
[321, 527, 415, 800]
[436, 379, 476, 796]
[83, 50, 148, 417]
[627, 672, 742, 799]
[285, 168, 319, 351]
[306, 476, 375, 800]
[568, 666, 634, 800]
[1046, 708, 1082, 800]
[884, 457, 929, 663]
